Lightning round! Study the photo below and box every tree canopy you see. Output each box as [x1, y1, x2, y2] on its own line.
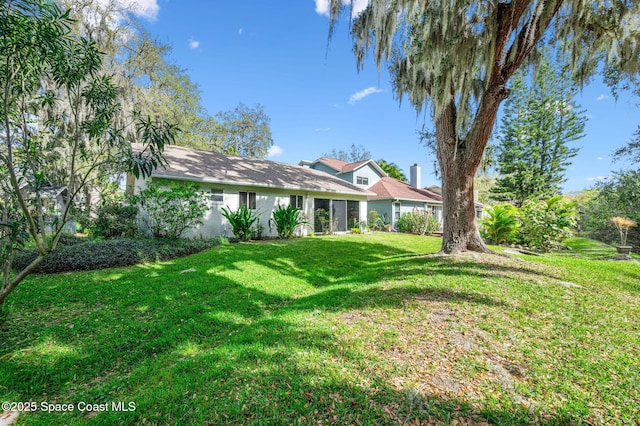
[492, 53, 585, 206]
[1, 0, 175, 306]
[376, 159, 407, 182]
[329, 0, 640, 254]
[323, 144, 371, 163]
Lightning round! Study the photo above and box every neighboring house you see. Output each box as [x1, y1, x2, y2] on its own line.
[301, 158, 444, 228]
[15, 183, 76, 233]
[128, 144, 372, 238]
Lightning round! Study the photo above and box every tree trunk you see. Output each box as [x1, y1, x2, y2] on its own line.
[436, 87, 508, 254]
[439, 151, 489, 254]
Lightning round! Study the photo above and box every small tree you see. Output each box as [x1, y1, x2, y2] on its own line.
[610, 217, 637, 247]
[137, 181, 208, 239]
[0, 1, 174, 307]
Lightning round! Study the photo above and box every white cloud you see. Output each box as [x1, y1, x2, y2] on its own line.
[315, 0, 369, 17]
[596, 94, 609, 101]
[188, 39, 200, 49]
[267, 145, 284, 157]
[597, 156, 604, 161]
[315, 127, 331, 132]
[587, 176, 609, 182]
[94, 0, 160, 21]
[348, 86, 383, 104]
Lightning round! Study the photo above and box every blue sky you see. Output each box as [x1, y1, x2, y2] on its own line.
[119, 0, 638, 193]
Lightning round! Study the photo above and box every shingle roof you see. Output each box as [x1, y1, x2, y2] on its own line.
[314, 157, 388, 176]
[134, 144, 372, 196]
[316, 157, 349, 171]
[368, 177, 443, 203]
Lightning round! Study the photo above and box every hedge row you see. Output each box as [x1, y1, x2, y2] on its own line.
[13, 238, 220, 274]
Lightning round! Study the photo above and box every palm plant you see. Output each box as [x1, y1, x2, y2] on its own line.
[221, 205, 258, 241]
[480, 204, 520, 244]
[269, 205, 308, 239]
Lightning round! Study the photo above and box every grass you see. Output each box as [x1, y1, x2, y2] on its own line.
[0, 233, 638, 425]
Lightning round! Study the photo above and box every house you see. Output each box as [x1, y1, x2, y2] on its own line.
[300, 158, 443, 228]
[127, 144, 372, 238]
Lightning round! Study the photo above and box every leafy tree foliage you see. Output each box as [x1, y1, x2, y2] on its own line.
[492, 55, 584, 206]
[213, 103, 274, 158]
[323, 144, 371, 162]
[0, 0, 174, 306]
[613, 125, 640, 164]
[376, 159, 407, 182]
[328, 0, 640, 254]
[582, 170, 640, 249]
[136, 181, 208, 239]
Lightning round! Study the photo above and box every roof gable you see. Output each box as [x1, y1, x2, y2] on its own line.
[368, 177, 443, 203]
[311, 157, 387, 178]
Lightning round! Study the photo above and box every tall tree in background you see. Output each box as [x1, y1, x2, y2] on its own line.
[323, 144, 371, 162]
[0, 0, 174, 306]
[213, 103, 273, 158]
[613, 125, 640, 164]
[376, 159, 407, 182]
[492, 55, 585, 206]
[329, 1, 640, 254]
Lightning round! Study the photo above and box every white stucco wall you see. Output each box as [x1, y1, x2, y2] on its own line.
[130, 176, 368, 239]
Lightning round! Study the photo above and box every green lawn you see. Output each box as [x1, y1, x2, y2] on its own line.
[1, 234, 638, 425]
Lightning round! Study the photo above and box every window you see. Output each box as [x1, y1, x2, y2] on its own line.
[239, 191, 256, 209]
[356, 176, 369, 185]
[290, 195, 303, 209]
[210, 189, 223, 203]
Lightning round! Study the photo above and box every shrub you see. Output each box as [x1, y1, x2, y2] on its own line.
[368, 210, 391, 231]
[136, 181, 208, 239]
[519, 196, 577, 252]
[13, 238, 219, 274]
[90, 203, 139, 238]
[314, 208, 338, 234]
[480, 204, 520, 244]
[269, 205, 308, 239]
[221, 205, 259, 241]
[396, 211, 440, 235]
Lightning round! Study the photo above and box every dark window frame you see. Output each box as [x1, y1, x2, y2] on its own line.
[239, 191, 257, 209]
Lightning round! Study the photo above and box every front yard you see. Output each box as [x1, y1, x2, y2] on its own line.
[1, 234, 638, 424]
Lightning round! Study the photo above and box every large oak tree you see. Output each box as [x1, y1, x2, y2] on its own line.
[329, 0, 640, 253]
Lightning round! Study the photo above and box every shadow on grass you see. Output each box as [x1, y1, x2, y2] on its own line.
[0, 235, 612, 424]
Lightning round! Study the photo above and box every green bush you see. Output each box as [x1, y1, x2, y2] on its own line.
[480, 204, 520, 244]
[269, 205, 308, 239]
[314, 208, 337, 234]
[13, 238, 219, 274]
[368, 210, 390, 231]
[519, 196, 577, 252]
[396, 211, 440, 235]
[221, 205, 259, 241]
[136, 181, 208, 239]
[90, 203, 139, 238]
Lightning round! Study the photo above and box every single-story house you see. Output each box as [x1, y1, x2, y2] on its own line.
[127, 144, 372, 238]
[300, 158, 444, 228]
